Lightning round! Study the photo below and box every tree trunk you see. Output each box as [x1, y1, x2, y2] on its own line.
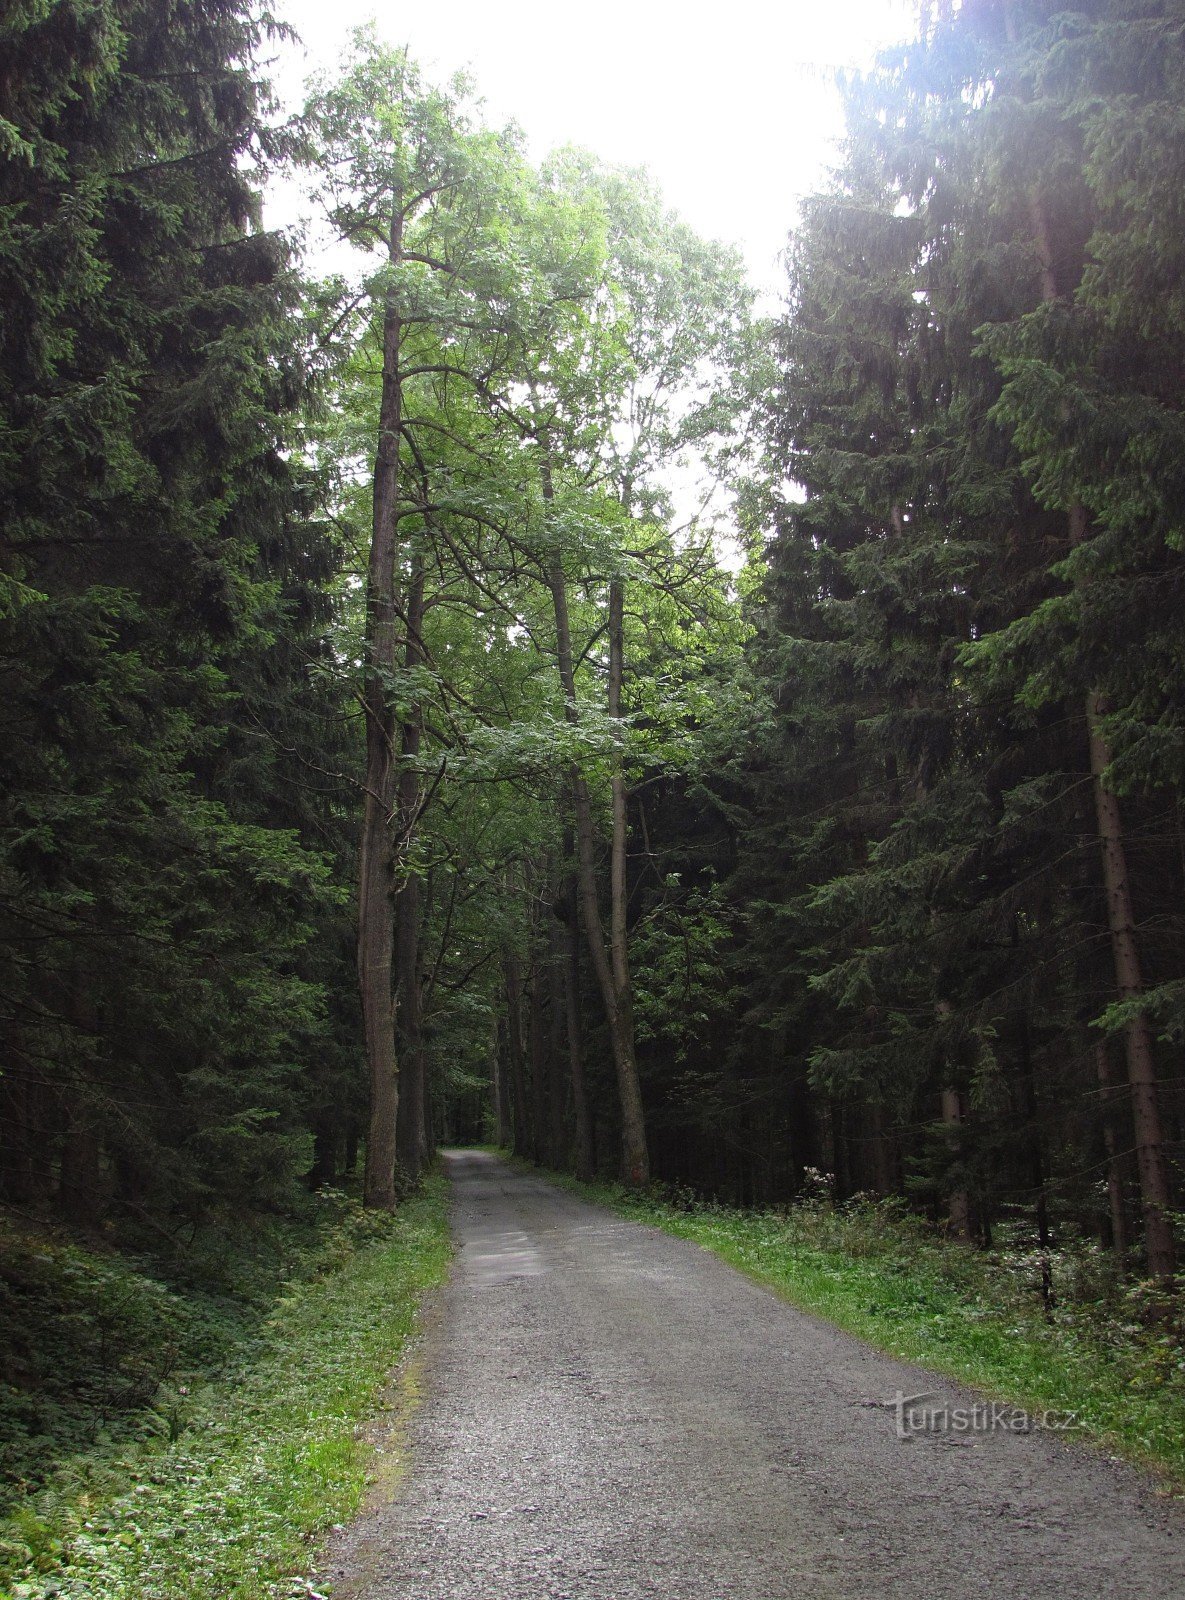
[559, 845, 595, 1180]
[540, 442, 649, 1185]
[1096, 1039, 1130, 1259]
[394, 871, 426, 1185]
[59, 1096, 101, 1227]
[359, 204, 405, 1211]
[940, 1086, 971, 1239]
[492, 1020, 511, 1148]
[309, 1111, 338, 1189]
[529, 961, 549, 1166]
[553, 640, 649, 1182]
[1084, 674, 1175, 1276]
[502, 947, 531, 1159]
[831, 1098, 851, 1201]
[605, 575, 649, 1184]
[1019, 1014, 1054, 1313]
[547, 911, 569, 1170]
[0, 1038, 53, 1204]
[394, 562, 427, 1187]
[869, 1101, 896, 1197]
[1009, 0, 1174, 1280]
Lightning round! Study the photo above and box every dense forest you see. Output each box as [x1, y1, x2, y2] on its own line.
[4, 0, 1185, 1335]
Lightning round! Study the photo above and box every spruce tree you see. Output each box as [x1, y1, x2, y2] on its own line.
[0, 0, 349, 1222]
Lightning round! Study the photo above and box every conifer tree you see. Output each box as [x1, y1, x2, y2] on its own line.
[0, 0, 348, 1221]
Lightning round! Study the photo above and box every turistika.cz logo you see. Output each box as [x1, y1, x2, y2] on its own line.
[881, 1390, 1081, 1441]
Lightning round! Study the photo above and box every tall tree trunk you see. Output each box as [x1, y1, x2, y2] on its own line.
[559, 844, 595, 1180]
[0, 1033, 53, 1204]
[59, 984, 102, 1224]
[529, 961, 549, 1166]
[831, 1098, 851, 1201]
[1096, 1039, 1130, 1259]
[1083, 673, 1175, 1276]
[926, 856, 969, 1231]
[492, 1019, 511, 1149]
[59, 1096, 101, 1227]
[309, 1111, 338, 1189]
[547, 910, 569, 1169]
[1035, 207, 1171, 1274]
[1019, 1014, 1054, 1313]
[394, 562, 427, 1186]
[1006, 0, 1174, 1281]
[540, 449, 649, 1184]
[605, 576, 648, 1183]
[869, 1101, 896, 1197]
[552, 619, 649, 1184]
[502, 947, 531, 1160]
[394, 871, 426, 1184]
[359, 204, 405, 1210]
[940, 1085, 971, 1239]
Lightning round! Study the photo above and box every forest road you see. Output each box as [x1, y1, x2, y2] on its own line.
[319, 1149, 1185, 1600]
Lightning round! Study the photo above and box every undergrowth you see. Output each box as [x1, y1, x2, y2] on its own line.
[550, 1166, 1185, 1489]
[0, 1178, 451, 1599]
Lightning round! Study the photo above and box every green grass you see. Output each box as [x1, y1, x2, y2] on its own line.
[545, 1168, 1185, 1491]
[0, 1179, 452, 1600]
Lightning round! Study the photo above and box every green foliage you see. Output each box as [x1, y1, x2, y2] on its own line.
[0, 0, 359, 1224]
[0, 1219, 199, 1504]
[631, 877, 737, 1058]
[301, 34, 758, 1174]
[0, 1181, 451, 1600]
[697, 0, 1185, 1245]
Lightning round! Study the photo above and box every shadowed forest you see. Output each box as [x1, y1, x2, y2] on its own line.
[5, 0, 1185, 1565]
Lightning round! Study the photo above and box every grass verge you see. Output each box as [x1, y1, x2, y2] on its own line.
[544, 1167, 1185, 1490]
[1, 1177, 452, 1600]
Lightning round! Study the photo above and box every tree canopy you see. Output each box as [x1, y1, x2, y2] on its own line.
[3, 0, 1184, 1292]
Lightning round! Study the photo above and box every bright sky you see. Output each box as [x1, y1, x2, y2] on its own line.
[268, 0, 916, 294]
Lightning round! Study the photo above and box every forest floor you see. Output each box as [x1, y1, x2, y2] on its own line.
[0, 1182, 451, 1600]
[321, 1149, 1185, 1600]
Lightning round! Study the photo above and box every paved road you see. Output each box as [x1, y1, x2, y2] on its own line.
[320, 1150, 1185, 1600]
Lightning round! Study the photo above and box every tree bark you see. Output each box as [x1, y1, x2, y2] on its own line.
[930, 932, 969, 1234]
[0, 1036, 53, 1204]
[540, 443, 649, 1185]
[1019, 1013, 1054, 1313]
[548, 569, 649, 1184]
[309, 1111, 338, 1189]
[995, 56, 1174, 1271]
[529, 960, 549, 1166]
[1083, 670, 1175, 1277]
[869, 1101, 896, 1197]
[559, 843, 595, 1180]
[394, 561, 427, 1186]
[1024, 0, 1171, 1284]
[492, 1019, 511, 1148]
[605, 575, 648, 1183]
[358, 203, 405, 1211]
[394, 870, 426, 1184]
[940, 1084, 971, 1239]
[547, 910, 569, 1169]
[502, 946, 531, 1160]
[1095, 1039, 1131, 1259]
[59, 1096, 101, 1227]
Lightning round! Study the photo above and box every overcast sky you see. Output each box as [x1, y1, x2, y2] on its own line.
[268, 0, 915, 294]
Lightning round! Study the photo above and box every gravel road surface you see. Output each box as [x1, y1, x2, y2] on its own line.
[320, 1149, 1185, 1600]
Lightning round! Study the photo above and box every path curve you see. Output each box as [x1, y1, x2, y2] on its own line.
[321, 1149, 1184, 1600]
